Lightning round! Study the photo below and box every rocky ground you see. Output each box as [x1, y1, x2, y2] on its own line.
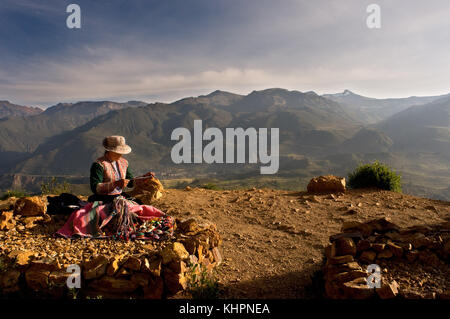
[157, 187, 449, 298]
[1, 187, 449, 299]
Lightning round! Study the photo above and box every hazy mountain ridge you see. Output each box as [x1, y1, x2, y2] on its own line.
[0, 100, 43, 119]
[323, 90, 449, 124]
[0, 89, 449, 200]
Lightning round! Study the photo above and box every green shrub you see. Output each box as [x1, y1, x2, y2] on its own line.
[202, 183, 220, 190]
[186, 263, 220, 299]
[348, 161, 402, 192]
[0, 189, 28, 200]
[41, 177, 71, 195]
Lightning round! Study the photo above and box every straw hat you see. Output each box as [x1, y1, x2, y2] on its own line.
[102, 135, 132, 154]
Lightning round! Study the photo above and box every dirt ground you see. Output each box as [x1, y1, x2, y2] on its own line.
[155, 187, 450, 298]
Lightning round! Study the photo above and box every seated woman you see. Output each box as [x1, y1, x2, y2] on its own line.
[88, 135, 153, 204]
[56, 135, 173, 241]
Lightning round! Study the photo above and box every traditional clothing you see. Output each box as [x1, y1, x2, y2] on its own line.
[56, 196, 174, 241]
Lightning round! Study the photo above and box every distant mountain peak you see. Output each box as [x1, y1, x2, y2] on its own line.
[204, 90, 241, 98]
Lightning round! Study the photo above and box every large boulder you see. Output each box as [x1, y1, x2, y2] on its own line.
[14, 196, 47, 216]
[307, 175, 346, 193]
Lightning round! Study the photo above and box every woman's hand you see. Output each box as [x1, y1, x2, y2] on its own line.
[114, 179, 130, 189]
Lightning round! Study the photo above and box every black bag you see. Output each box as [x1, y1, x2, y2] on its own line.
[47, 193, 87, 215]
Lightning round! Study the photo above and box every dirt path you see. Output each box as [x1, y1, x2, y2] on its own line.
[156, 187, 450, 298]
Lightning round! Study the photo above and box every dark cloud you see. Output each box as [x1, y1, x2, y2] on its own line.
[1, 0, 449, 106]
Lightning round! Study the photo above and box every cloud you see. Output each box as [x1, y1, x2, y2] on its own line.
[2, 0, 450, 106]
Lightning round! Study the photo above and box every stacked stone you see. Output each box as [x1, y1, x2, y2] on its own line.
[323, 217, 450, 299]
[0, 217, 222, 299]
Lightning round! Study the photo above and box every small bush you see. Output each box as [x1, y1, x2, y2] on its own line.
[202, 183, 220, 190]
[41, 177, 71, 195]
[348, 161, 402, 192]
[186, 263, 220, 299]
[0, 189, 28, 200]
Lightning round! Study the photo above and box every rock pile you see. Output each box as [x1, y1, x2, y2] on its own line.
[0, 195, 222, 299]
[323, 218, 450, 299]
[307, 175, 346, 193]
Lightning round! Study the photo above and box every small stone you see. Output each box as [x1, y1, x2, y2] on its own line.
[123, 256, 141, 271]
[0, 270, 21, 289]
[327, 255, 354, 265]
[89, 276, 139, 293]
[356, 239, 371, 253]
[141, 256, 162, 277]
[14, 196, 47, 216]
[405, 250, 419, 263]
[0, 211, 16, 230]
[143, 276, 164, 299]
[377, 249, 393, 259]
[25, 267, 50, 291]
[376, 280, 399, 299]
[372, 243, 386, 253]
[83, 255, 109, 280]
[307, 175, 346, 193]
[107, 255, 126, 276]
[360, 250, 377, 263]
[131, 273, 150, 287]
[334, 237, 356, 256]
[8, 250, 35, 267]
[418, 250, 440, 267]
[341, 221, 373, 237]
[367, 217, 400, 233]
[211, 247, 223, 265]
[386, 242, 403, 258]
[163, 268, 187, 295]
[161, 242, 189, 264]
[341, 277, 375, 299]
[331, 270, 368, 283]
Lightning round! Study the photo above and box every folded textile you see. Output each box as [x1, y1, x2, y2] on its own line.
[55, 196, 174, 241]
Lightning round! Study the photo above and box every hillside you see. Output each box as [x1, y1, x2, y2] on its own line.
[1, 187, 448, 299]
[158, 187, 449, 298]
[323, 90, 448, 124]
[8, 89, 361, 176]
[0, 101, 43, 119]
[0, 101, 146, 170]
[0, 88, 449, 201]
[375, 96, 450, 156]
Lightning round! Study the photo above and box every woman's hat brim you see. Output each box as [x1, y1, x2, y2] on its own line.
[104, 145, 132, 154]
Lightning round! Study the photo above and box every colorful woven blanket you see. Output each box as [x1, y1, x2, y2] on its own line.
[55, 196, 174, 241]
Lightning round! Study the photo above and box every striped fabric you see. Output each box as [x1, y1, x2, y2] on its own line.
[95, 155, 129, 195]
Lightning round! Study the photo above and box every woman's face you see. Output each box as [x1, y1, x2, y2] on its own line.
[106, 151, 122, 161]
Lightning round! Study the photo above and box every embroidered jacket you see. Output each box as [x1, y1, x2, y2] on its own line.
[89, 155, 134, 195]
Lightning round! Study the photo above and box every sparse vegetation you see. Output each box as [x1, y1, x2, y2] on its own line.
[186, 263, 220, 299]
[0, 189, 28, 200]
[348, 161, 402, 192]
[201, 183, 221, 190]
[67, 288, 79, 299]
[41, 177, 72, 195]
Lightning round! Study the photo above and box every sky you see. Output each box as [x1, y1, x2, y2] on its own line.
[1, 0, 450, 108]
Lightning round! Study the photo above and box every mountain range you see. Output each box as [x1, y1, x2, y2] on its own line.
[0, 100, 43, 119]
[0, 89, 448, 200]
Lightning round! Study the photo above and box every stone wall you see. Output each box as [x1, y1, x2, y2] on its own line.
[0, 217, 222, 299]
[323, 217, 450, 299]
